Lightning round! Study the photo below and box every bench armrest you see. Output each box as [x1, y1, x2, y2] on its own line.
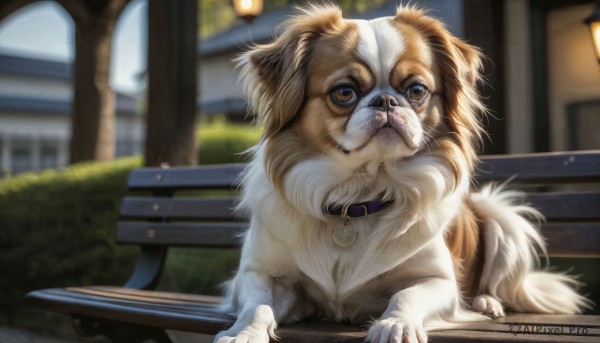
[123, 246, 167, 289]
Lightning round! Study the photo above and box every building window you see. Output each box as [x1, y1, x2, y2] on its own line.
[40, 140, 59, 170]
[11, 139, 31, 173]
[116, 138, 141, 157]
[0, 137, 5, 177]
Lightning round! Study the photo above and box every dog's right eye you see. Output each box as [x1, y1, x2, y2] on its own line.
[330, 86, 358, 107]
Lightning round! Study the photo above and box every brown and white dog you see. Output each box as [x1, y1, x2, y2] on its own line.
[215, 4, 590, 343]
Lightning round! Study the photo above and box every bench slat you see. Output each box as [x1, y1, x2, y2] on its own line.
[127, 164, 246, 190]
[120, 197, 238, 220]
[477, 150, 600, 183]
[542, 223, 600, 256]
[116, 222, 597, 256]
[119, 193, 599, 222]
[529, 193, 600, 221]
[124, 152, 600, 190]
[119, 193, 599, 221]
[25, 287, 234, 335]
[116, 222, 246, 247]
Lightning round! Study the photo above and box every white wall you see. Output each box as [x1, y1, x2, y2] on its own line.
[198, 51, 244, 104]
[0, 75, 72, 100]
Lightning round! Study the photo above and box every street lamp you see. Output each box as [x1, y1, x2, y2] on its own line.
[233, 0, 263, 24]
[585, 0, 600, 64]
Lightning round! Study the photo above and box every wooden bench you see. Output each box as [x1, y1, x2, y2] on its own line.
[25, 150, 600, 342]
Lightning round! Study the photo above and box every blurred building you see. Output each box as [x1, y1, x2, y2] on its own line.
[198, 0, 600, 154]
[0, 53, 144, 175]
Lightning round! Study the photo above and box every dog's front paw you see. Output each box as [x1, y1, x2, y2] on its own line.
[473, 294, 505, 318]
[366, 318, 427, 343]
[214, 328, 271, 343]
[214, 305, 276, 343]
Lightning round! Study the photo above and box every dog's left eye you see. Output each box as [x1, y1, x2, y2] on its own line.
[406, 83, 429, 103]
[330, 86, 358, 107]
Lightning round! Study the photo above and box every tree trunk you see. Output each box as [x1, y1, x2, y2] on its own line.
[63, 0, 130, 163]
[70, 28, 115, 162]
[145, 0, 198, 167]
[0, 0, 39, 21]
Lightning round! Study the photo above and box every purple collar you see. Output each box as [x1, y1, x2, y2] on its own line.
[326, 199, 394, 218]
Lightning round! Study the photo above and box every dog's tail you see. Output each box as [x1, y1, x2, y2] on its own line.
[469, 184, 592, 314]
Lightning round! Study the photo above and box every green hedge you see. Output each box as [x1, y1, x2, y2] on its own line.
[0, 157, 142, 334]
[197, 122, 261, 164]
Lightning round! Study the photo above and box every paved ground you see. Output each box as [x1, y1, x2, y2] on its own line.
[0, 327, 69, 343]
[0, 327, 215, 343]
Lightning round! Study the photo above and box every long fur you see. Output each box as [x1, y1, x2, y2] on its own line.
[215, 5, 591, 343]
[470, 184, 591, 314]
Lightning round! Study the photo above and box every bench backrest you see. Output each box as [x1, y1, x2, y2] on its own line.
[117, 151, 600, 264]
[118, 164, 246, 248]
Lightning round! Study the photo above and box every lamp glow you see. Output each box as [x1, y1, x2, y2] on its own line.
[233, 0, 263, 24]
[585, 0, 600, 64]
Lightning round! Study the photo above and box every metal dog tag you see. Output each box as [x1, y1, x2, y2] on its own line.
[333, 222, 356, 247]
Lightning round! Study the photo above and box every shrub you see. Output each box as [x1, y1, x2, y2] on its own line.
[197, 122, 261, 164]
[158, 248, 240, 295]
[0, 157, 142, 325]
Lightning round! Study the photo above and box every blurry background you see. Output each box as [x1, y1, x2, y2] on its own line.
[0, 0, 598, 176]
[0, 0, 598, 341]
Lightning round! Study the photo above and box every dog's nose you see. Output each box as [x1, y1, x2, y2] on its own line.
[369, 94, 399, 110]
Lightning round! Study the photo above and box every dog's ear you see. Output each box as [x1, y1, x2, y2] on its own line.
[437, 31, 486, 169]
[435, 29, 486, 145]
[447, 36, 484, 89]
[237, 4, 344, 139]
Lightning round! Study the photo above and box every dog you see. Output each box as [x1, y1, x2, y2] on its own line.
[215, 4, 591, 343]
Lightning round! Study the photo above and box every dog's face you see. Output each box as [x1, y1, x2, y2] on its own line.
[239, 5, 484, 191]
[301, 16, 441, 161]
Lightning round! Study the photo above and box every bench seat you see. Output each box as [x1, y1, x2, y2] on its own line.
[25, 286, 600, 342]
